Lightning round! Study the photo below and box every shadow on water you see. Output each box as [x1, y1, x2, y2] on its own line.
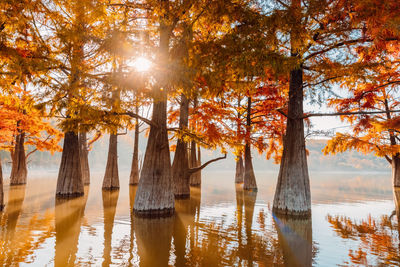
[102, 189, 119, 267]
[54, 186, 88, 267]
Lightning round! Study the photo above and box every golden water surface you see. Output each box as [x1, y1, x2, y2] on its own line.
[0, 171, 398, 266]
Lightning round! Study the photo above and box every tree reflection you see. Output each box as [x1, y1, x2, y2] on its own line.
[273, 214, 314, 267]
[133, 216, 174, 267]
[0, 185, 54, 265]
[128, 185, 138, 266]
[173, 186, 202, 266]
[102, 189, 119, 267]
[54, 188, 88, 267]
[326, 190, 400, 266]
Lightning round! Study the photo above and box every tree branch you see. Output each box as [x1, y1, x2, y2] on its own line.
[304, 109, 400, 118]
[188, 154, 227, 174]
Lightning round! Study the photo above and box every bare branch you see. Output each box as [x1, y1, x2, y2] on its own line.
[188, 154, 227, 174]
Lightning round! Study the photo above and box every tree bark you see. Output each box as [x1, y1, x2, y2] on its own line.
[103, 134, 120, 190]
[274, 214, 313, 267]
[172, 94, 190, 198]
[244, 143, 257, 191]
[189, 141, 201, 186]
[10, 133, 27, 185]
[393, 154, 400, 187]
[133, 0, 174, 217]
[129, 117, 140, 185]
[273, 66, 311, 217]
[243, 97, 257, 191]
[79, 132, 90, 185]
[0, 156, 3, 211]
[102, 190, 119, 267]
[235, 155, 244, 184]
[133, 97, 174, 217]
[56, 131, 84, 198]
[273, 0, 311, 217]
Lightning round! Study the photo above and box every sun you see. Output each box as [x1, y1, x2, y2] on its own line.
[130, 56, 152, 72]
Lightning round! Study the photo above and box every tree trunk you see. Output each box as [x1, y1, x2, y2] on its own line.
[189, 141, 201, 186]
[102, 190, 119, 267]
[243, 143, 257, 191]
[392, 154, 400, 187]
[273, 0, 311, 217]
[103, 134, 120, 190]
[133, 98, 174, 217]
[273, 67, 311, 217]
[129, 117, 140, 185]
[79, 132, 90, 185]
[243, 97, 257, 191]
[10, 133, 27, 185]
[235, 155, 244, 184]
[172, 94, 190, 198]
[0, 156, 3, 211]
[56, 131, 84, 198]
[274, 214, 313, 266]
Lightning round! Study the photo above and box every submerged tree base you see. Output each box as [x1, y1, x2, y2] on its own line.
[174, 193, 190, 199]
[102, 187, 120, 191]
[133, 207, 175, 218]
[272, 207, 311, 218]
[56, 192, 84, 199]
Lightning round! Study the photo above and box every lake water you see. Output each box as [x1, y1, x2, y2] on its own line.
[0, 170, 398, 266]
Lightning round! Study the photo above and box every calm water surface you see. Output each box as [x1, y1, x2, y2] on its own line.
[0, 170, 398, 266]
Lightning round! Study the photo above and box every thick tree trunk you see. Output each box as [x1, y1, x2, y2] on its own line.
[243, 143, 257, 191]
[79, 132, 90, 185]
[273, 67, 311, 217]
[54, 195, 87, 266]
[392, 154, 400, 187]
[274, 214, 313, 266]
[102, 190, 119, 267]
[189, 142, 201, 186]
[0, 157, 3, 211]
[10, 133, 27, 185]
[129, 118, 140, 185]
[243, 97, 257, 191]
[235, 155, 244, 184]
[133, 98, 174, 217]
[172, 94, 190, 198]
[56, 131, 84, 198]
[103, 134, 120, 190]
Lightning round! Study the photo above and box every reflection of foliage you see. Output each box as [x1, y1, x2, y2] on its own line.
[327, 214, 400, 266]
[0, 211, 54, 265]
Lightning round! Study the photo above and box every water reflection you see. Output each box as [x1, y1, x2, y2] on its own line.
[274, 214, 313, 267]
[54, 187, 88, 266]
[0, 185, 54, 265]
[134, 216, 174, 267]
[1, 172, 399, 266]
[325, 189, 400, 265]
[102, 189, 119, 267]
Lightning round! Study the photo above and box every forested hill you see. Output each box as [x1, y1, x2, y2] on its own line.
[0, 136, 389, 173]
